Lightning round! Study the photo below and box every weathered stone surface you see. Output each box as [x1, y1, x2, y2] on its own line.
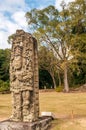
[0, 117, 52, 130]
[10, 30, 39, 122]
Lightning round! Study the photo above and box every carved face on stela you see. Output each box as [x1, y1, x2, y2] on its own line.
[14, 44, 23, 70]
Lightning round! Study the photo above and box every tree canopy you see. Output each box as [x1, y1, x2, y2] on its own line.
[26, 0, 86, 92]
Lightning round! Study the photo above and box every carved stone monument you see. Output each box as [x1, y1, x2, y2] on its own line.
[10, 30, 39, 122]
[0, 30, 52, 130]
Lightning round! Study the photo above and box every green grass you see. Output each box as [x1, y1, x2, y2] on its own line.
[0, 92, 86, 129]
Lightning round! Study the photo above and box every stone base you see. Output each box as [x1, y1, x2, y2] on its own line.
[0, 116, 52, 130]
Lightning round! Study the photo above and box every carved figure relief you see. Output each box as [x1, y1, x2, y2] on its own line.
[10, 30, 39, 122]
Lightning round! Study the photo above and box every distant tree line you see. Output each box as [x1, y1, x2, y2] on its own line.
[0, 46, 86, 92]
[0, 49, 10, 92]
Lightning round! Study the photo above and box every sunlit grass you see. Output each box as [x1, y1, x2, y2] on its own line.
[0, 94, 11, 119]
[0, 92, 86, 129]
[39, 92, 86, 118]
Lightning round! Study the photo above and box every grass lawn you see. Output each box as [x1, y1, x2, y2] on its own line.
[0, 91, 86, 130]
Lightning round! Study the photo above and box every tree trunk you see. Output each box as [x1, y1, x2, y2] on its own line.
[58, 71, 62, 86]
[63, 64, 69, 92]
[50, 72, 56, 89]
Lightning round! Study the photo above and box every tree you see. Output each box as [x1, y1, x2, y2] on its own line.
[39, 46, 57, 89]
[0, 49, 10, 92]
[69, 0, 86, 85]
[0, 49, 10, 81]
[26, 5, 74, 92]
[26, 0, 86, 92]
[39, 69, 54, 89]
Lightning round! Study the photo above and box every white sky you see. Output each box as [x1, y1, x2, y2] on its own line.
[55, 0, 75, 10]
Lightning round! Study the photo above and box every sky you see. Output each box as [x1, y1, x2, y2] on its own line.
[0, 0, 75, 49]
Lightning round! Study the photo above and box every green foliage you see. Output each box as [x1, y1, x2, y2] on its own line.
[0, 49, 10, 81]
[39, 69, 53, 89]
[26, 0, 86, 91]
[26, 4, 73, 92]
[39, 46, 57, 88]
[8, 34, 16, 44]
[26, 5, 59, 32]
[55, 86, 63, 92]
[0, 80, 10, 92]
[0, 49, 10, 92]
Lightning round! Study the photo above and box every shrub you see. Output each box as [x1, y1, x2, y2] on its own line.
[0, 80, 10, 92]
[55, 86, 63, 92]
